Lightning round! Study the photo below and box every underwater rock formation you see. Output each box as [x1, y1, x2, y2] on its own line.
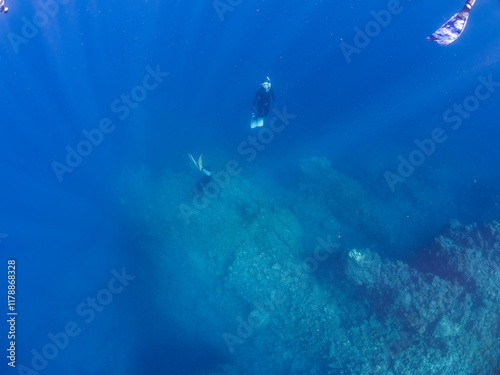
[294, 157, 403, 251]
[425, 220, 500, 303]
[346, 247, 469, 336]
[298, 157, 385, 235]
[343, 221, 500, 375]
[123, 161, 500, 375]
[294, 157, 458, 255]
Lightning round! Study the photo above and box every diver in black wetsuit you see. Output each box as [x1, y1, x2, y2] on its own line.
[188, 153, 213, 197]
[194, 166, 212, 196]
[252, 77, 276, 119]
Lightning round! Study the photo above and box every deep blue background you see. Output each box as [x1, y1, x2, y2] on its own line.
[1, 0, 500, 374]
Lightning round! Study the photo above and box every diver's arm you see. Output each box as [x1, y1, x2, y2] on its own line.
[252, 90, 259, 107]
[271, 88, 276, 108]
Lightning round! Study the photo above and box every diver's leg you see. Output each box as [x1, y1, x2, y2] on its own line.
[262, 103, 270, 117]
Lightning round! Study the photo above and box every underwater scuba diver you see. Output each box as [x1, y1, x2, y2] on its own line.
[250, 77, 276, 129]
[0, 0, 8, 13]
[427, 0, 476, 46]
[188, 153, 213, 196]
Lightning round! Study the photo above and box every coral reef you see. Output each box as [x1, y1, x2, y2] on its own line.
[122, 157, 500, 375]
[341, 221, 500, 374]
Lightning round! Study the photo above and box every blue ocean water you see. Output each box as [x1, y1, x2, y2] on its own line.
[1, 0, 500, 374]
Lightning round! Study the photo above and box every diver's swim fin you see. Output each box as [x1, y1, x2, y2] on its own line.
[188, 153, 197, 168]
[250, 117, 264, 129]
[188, 153, 203, 171]
[427, 13, 469, 46]
[198, 154, 203, 171]
[427, 0, 475, 46]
